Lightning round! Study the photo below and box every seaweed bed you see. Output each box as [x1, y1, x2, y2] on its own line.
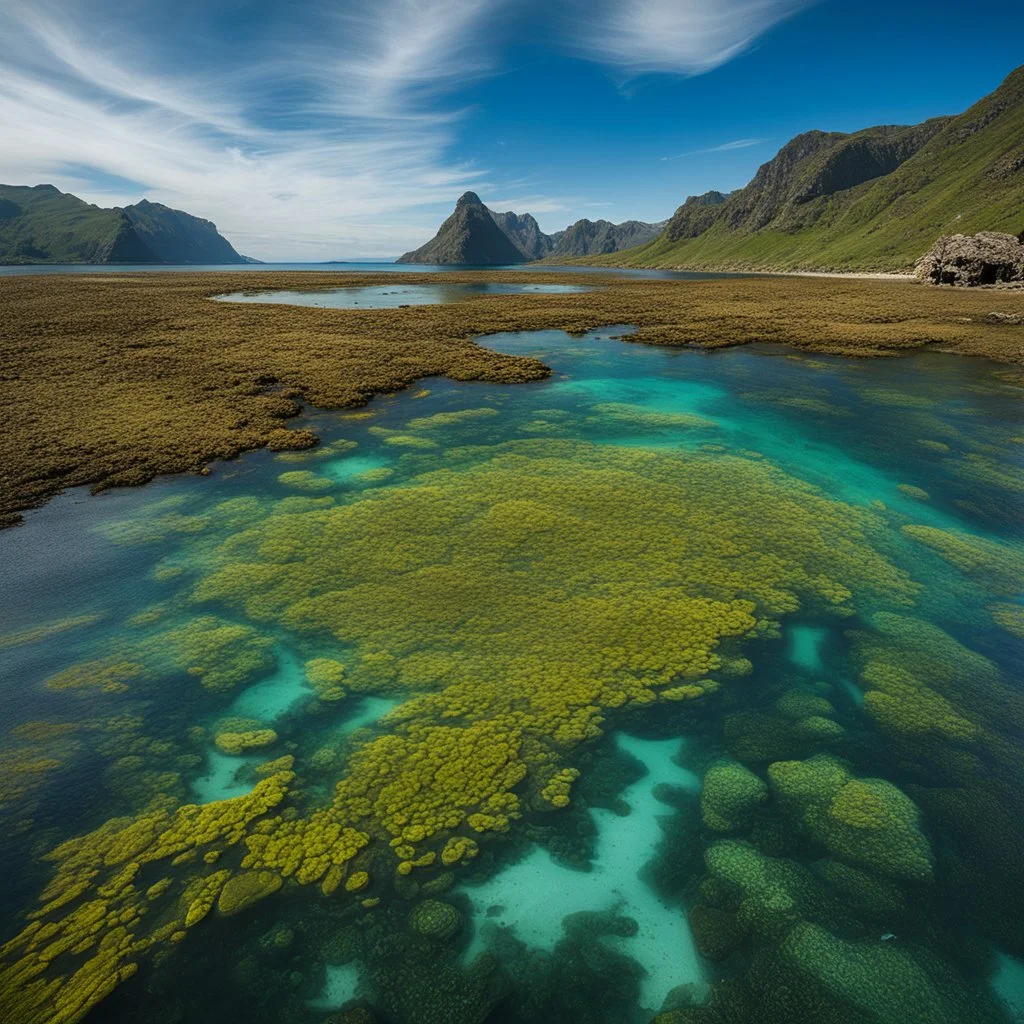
[0, 320, 1022, 1024]
[1, 270, 1023, 526]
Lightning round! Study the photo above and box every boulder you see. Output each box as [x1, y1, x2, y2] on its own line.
[915, 231, 1024, 286]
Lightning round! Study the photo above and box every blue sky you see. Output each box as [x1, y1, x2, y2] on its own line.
[0, 0, 1019, 260]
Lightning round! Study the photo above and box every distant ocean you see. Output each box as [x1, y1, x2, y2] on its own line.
[0, 261, 735, 280]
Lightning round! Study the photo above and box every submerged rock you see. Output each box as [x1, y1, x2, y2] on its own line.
[915, 231, 1024, 286]
[408, 899, 462, 940]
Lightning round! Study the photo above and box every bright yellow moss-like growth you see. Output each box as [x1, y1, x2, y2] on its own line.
[332, 719, 526, 842]
[590, 402, 718, 430]
[381, 434, 438, 449]
[305, 658, 347, 700]
[0, 772, 292, 1024]
[183, 870, 231, 927]
[216, 870, 283, 916]
[441, 836, 479, 866]
[989, 602, 1024, 639]
[854, 611, 1022, 735]
[277, 470, 334, 492]
[142, 616, 276, 692]
[406, 407, 499, 430]
[1, 440, 922, 1022]
[214, 729, 277, 756]
[0, 614, 104, 653]
[275, 438, 357, 464]
[183, 440, 914, 861]
[541, 768, 580, 808]
[897, 484, 930, 501]
[345, 870, 370, 892]
[768, 755, 933, 881]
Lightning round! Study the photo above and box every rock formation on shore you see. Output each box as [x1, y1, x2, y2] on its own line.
[916, 232, 1024, 286]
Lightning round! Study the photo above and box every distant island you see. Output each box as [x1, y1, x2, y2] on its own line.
[0, 184, 255, 265]
[573, 66, 1023, 273]
[396, 191, 665, 264]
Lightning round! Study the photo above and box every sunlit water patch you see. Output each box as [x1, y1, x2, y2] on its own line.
[213, 282, 590, 308]
[0, 324, 1021, 1024]
[462, 734, 705, 1014]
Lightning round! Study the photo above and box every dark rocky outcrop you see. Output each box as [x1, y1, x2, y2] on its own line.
[548, 218, 666, 258]
[915, 232, 1024, 286]
[396, 192, 528, 265]
[122, 199, 246, 264]
[489, 209, 554, 260]
[398, 193, 665, 264]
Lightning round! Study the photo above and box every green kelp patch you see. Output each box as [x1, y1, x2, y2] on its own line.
[0, 439, 922, 1023]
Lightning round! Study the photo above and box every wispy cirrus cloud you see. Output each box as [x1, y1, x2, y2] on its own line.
[661, 138, 768, 160]
[0, 0, 512, 259]
[563, 0, 811, 78]
[0, 0, 809, 257]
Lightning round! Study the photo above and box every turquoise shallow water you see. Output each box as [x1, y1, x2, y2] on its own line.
[0, 328, 1022, 1024]
[213, 282, 590, 308]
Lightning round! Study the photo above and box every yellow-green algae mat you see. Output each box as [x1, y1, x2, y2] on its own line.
[0, 438, 930, 1023]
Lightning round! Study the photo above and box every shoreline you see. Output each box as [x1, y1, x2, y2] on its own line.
[748, 269, 915, 282]
[2, 269, 1022, 528]
[536, 257, 919, 281]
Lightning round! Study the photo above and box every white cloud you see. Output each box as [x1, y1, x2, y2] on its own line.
[661, 137, 768, 160]
[484, 195, 575, 215]
[0, 0, 807, 257]
[563, 0, 810, 78]
[0, 0, 511, 259]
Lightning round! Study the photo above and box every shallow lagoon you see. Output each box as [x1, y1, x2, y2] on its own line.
[213, 281, 590, 308]
[0, 327, 1022, 1024]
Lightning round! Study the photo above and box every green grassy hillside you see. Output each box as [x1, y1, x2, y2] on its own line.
[582, 66, 1023, 273]
[123, 200, 246, 263]
[0, 184, 157, 264]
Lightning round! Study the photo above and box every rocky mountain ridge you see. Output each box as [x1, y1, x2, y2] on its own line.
[0, 184, 250, 265]
[578, 65, 1024, 273]
[397, 192, 664, 264]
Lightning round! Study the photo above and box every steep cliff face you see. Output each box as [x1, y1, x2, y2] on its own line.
[398, 193, 665, 264]
[0, 184, 248, 264]
[595, 65, 1024, 272]
[0, 185, 158, 264]
[549, 218, 666, 257]
[396, 192, 529, 264]
[489, 210, 554, 260]
[122, 200, 247, 263]
[664, 120, 949, 243]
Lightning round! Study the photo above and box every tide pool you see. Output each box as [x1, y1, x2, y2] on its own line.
[228, 647, 311, 721]
[462, 734, 705, 1014]
[213, 282, 589, 309]
[308, 963, 362, 1011]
